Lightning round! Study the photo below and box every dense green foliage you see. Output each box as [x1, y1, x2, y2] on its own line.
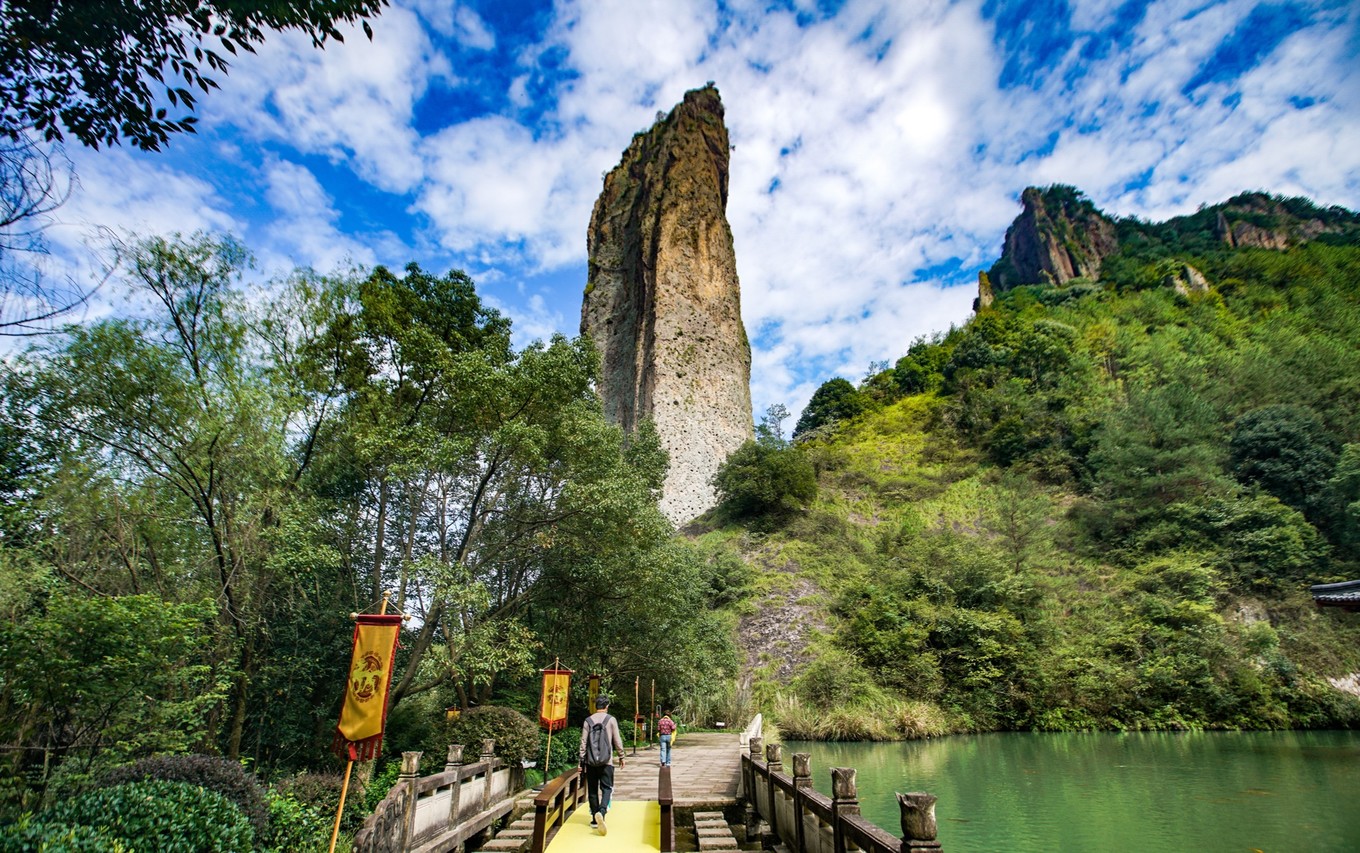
[100, 754, 270, 842]
[270, 772, 365, 841]
[1, 0, 387, 150]
[443, 706, 540, 768]
[794, 377, 868, 436]
[0, 816, 125, 852]
[745, 235, 1360, 736]
[0, 234, 740, 835]
[38, 780, 255, 852]
[712, 439, 817, 523]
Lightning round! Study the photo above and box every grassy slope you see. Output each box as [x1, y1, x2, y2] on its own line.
[707, 239, 1360, 739]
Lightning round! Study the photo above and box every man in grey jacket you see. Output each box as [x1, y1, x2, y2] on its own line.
[578, 694, 626, 835]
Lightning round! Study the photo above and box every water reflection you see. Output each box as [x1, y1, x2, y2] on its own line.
[785, 731, 1360, 852]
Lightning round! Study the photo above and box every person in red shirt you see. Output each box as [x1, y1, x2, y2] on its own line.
[657, 711, 677, 767]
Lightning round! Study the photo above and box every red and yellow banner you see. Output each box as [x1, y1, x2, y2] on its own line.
[332, 614, 403, 761]
[539, 667, 573, 732]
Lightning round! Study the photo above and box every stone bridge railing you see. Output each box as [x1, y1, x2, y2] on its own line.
[742, 737, 943, 853]
[352, 739, 524, 853]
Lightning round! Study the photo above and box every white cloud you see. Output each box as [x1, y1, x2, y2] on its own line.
[408, 1, 496, 48]
[210, 4, 451, 194]
[55, 148, 239, 248]
[256, 159, 380, 272]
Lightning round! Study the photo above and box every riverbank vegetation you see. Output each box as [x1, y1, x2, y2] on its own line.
[708, 204, 1360, 738]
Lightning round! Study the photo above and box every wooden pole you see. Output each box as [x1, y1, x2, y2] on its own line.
[328, 592, 391, 853]
[327, 760, 354, 853]
[544, 656, 559, 780]
[632, 676, 639, 755]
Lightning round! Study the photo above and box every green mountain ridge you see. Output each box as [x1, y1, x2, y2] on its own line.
[704, 186, 1360, 739]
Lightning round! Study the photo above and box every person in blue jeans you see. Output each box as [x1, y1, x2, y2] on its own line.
[657, 711, 676, 766]
[579, 695, 625, 835]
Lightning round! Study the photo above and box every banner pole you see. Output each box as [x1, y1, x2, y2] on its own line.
[545, 656, 559, 780]
[327, 760, 354, 853]
[328, 592, 391, 853]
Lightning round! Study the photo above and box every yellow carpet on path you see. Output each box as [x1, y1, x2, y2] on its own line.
[547, 800, 659, 852]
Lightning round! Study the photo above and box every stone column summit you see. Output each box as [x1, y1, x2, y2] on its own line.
[581, 84, 754, 525]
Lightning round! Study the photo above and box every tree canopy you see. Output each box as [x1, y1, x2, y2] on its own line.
[0, 234, 739, 812]
[0, 0, 386, 150]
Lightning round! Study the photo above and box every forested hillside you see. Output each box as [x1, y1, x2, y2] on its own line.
[707, 189, 1360, 738]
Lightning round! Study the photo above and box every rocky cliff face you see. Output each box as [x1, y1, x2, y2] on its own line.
[983, 186, 1360, 305]
[1213, 192, 1344, 249]
[989, 185, 1119, 292]
[582, 85, 753, 524]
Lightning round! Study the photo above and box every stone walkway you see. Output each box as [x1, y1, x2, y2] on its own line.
[607, 732, 742, 807]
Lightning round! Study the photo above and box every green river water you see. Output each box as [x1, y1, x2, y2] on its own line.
[784, 730, 1360, 852]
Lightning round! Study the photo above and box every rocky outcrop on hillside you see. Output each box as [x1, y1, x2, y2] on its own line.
[582, 85, 753, 524]
[983, 187, 1360, 304]
[988, 185, 1119, 291]
[1212, 192, 1348, 249]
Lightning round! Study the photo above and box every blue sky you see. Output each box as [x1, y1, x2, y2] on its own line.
[39, 0, 1360, 420]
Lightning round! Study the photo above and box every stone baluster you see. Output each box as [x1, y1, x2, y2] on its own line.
[445, 744, 465, 826]
[766, 742, 783, 771]
[792, 753, 811, 853]
[399, 751, 422, 850]
[746, 736, 766, 837]
[481, 739, 497, 812]
[764, 744, 784, 845]
[831, 767, 859, 853]
[898, 792, 943, 851]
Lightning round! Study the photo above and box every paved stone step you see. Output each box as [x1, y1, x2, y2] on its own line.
[480, 839, 527, 852]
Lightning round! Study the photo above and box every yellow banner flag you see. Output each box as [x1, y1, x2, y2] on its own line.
[587, 674, 600, 716]
[539, 667, 573, 732]
[332, 614, 403, 761]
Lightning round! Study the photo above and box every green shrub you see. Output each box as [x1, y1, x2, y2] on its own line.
[794, 648, 885, 711]
[39, 780, 254, 852]
[263, 786, 332, 853]
[100, 753, 270, 843]
[713, 440, 817, 524]
[0, 816, 127, 852]
[538, 728, 577, 778]
[445, 706, 539, 766]
[362, 760, 402, 813]
[794, 378, 867, 437]
[271, 772, 365, 836]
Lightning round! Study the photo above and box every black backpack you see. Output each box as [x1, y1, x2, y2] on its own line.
[584, 718, 612, 767]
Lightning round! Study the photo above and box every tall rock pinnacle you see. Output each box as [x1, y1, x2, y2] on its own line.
[582, 85, 753, 525]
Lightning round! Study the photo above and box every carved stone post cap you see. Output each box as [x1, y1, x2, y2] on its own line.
[446, 744, 465, 765]
[481, 738, 496, 757]
[830, 767, 858, 801]
[400, 751, 423, 775]
[765, 743, 783, 764]
[792, 753, 811, 774]
[897, 791, 939, 842]
[749, 736, 763, 757]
